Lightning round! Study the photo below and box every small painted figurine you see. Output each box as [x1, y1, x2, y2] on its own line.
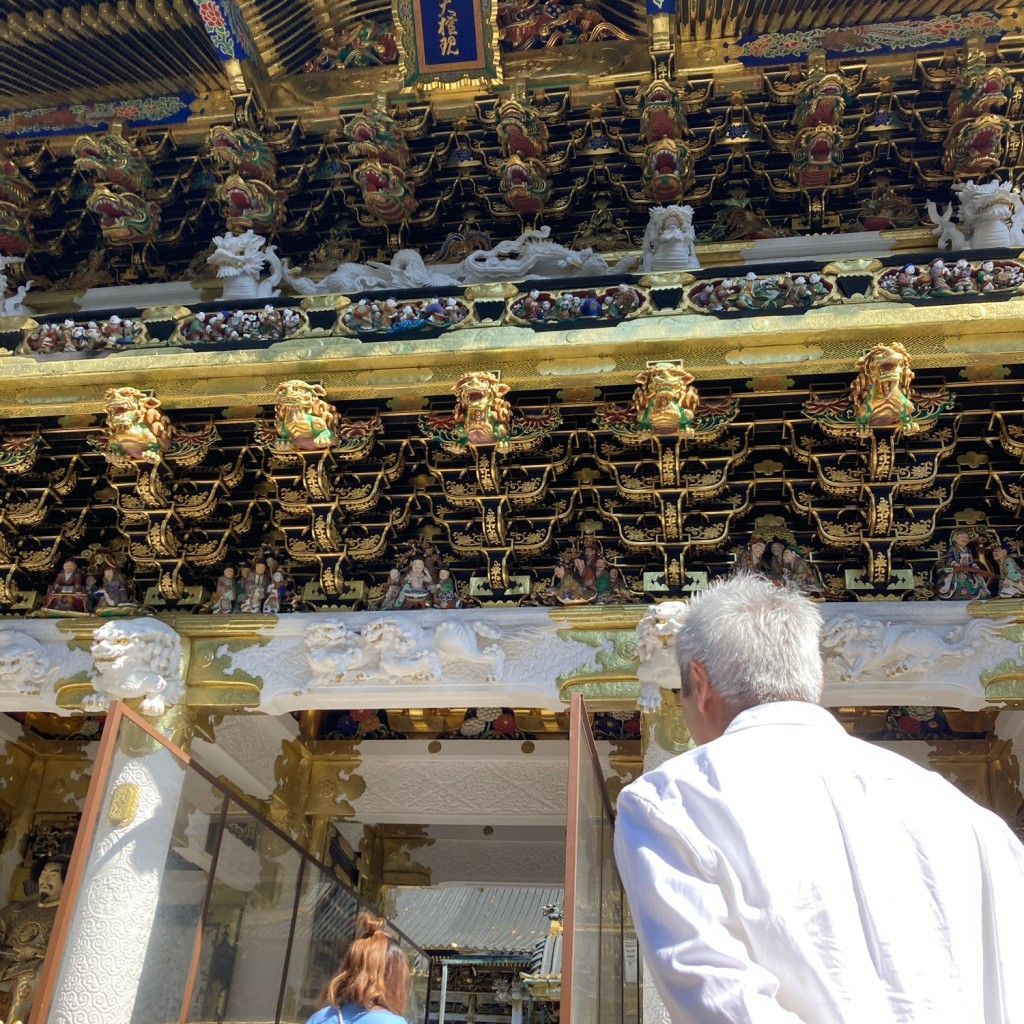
[781, 548, 823, 596]
[935, 529, 991, 600]
[93, 566, 134, 612]
[596, 565, 636, 604]
[262, 571, 287, 613]
[766, 540, 787, 584]
[209, 568, 237, 614]
[736, 539, 768, 575]
[544, 563, 596, 604]
[379, 568, 403, 610]
[396, 558, 433, 608]
[42, 560, 91, 614]
[993, 543, 1024, 598]
[240, 561, 272, 612]
[434, 568, 462, 609]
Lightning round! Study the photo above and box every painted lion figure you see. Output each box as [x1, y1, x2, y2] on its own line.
[86, 618, 184, 716]
[452, 371, 513, 446]
[630, 361, 700, 437]
[271, 379, 339, 451]
[851, 343, 917, 435]
[97, 386, 172, 464]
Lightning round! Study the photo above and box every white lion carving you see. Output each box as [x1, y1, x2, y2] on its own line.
[87, 619, 185, 716]
[821, 616, 998, 683]
[0, 630, 53, 696]
[208, 229, 284, 300]
[635, 601, 689, 710]
[305, 617, 506, 689]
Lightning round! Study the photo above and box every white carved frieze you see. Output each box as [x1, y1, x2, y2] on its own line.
[0, 600, 1018, 717]
[220, 608, 608, 714]
[635, 600, 1020, 712]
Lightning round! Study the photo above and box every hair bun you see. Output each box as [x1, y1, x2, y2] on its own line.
[355, 911, 389, 940]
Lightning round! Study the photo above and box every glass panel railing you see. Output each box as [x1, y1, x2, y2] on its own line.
[563, 693, 640, 1024]
[32, 703, 431, 1024]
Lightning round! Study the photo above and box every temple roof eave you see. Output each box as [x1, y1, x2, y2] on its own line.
[3, 291, 1024, 416]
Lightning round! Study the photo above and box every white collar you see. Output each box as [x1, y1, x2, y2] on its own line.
[724, 701, 842, 736]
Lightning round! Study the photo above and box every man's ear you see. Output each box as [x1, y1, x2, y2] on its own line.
[691, 659, 713, 714]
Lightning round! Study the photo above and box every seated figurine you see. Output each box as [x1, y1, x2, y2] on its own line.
[42, 560, 91, 614]
[433, 568, 462, 609]
[544, 563, 596, 605]
[239, 562, 272, 613]
[395, 559, 434, 609]
[92, 566, 137, 613]
[935, 529, 992, 600]
[208, 568, 238, 614]
[993, 543, 1024, 598]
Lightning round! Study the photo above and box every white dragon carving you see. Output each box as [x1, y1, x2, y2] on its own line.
[285, 225, 637, 294]
[208, 229, 284, 300]
[926, 178, 1024, 251]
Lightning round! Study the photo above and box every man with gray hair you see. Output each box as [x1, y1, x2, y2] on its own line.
[614, 573, 1024, 1023]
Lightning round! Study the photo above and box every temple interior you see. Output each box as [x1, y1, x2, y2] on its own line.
[2, 0, 1024, 1020]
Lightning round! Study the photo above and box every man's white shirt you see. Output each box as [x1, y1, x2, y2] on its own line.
[614, 701, 1024, 1023]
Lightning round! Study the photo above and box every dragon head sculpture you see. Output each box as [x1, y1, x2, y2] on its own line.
[639, 78, 686, 143]
[74, 132, 152, 193]
[354, 161, 418, 224]
[498, 155, 552, 214]
[793, 70, 851, 129]
[208, 229, 272, 279]
[0, 200, 32, 254]
[86, 186, 160, 245]
[789, 124, 845, 189]
[943, 113, 1007, 178]
[948, 61, 1014, 123]
[217, 174, 286, 234]
[497, 96, 550, 158]
[643, 138, 693, 203]
[0, 157, 36, 207]
[206, 124, 278, 183]
[342, 109, 411, 168]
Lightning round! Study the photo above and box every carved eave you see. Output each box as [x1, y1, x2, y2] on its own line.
[3, 289, 1024, 417]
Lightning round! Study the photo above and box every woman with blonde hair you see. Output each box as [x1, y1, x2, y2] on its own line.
[305, 912, 411, 1024]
